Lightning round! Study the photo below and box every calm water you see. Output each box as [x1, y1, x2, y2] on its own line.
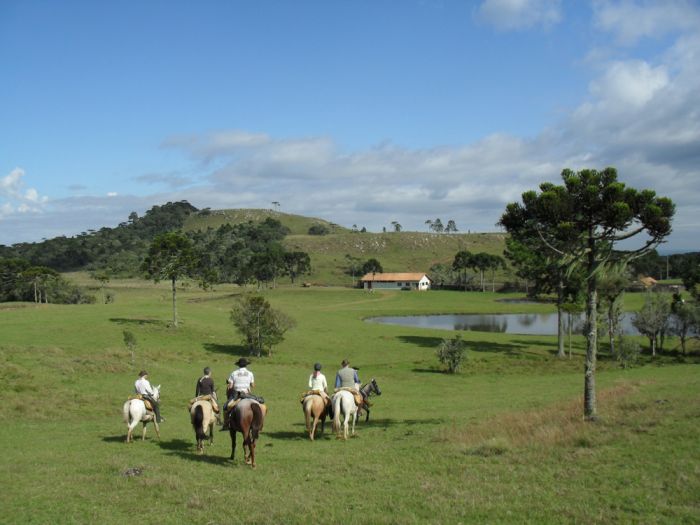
[366, 313, 639, 335]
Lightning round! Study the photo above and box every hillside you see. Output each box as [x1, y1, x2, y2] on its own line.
[183, 208, 349, 236]
[184, 208, 507, 285]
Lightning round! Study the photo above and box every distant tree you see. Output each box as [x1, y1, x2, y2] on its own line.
[382, 226, 387, 233]
[436, 335, 466, 373]
[431, 218, 444, 233]
[344, 254, 363, 286]
[445, 220, 458, 233]
[360, 258, 383, 276]
[452, 250, 474, 291]
[597, 272, 629, 356]
[90, 269, 111, 304]
[499, 167, 674, 420]
[141, 232, 199, 328]
[669, 295, 699, 355]
[352, 224, 359, 233]
[391, 221, 402, 233]
[308, 224, 330, 236]
[428, 262, 457, 289]
[360, 227, 367, 233]
[22, 266, 59, 303]
[230, 294, 295, 357]
[250, 247, 284, 288]
[425, 219, 433, 232]
[283, 251, 311, 284]
[123, 330, 137, 367]
[632, 292, 671, 357]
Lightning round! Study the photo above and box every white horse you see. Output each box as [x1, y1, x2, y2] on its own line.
[122, 385, 161, 443]
[331, 390, 358, 440]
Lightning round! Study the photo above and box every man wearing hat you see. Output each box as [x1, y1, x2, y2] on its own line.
[222, 358, 255, 430]
[134, 370, 163, 423]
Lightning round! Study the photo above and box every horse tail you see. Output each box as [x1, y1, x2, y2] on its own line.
[250, 403, 263, 442]
[192, 404, 206, 441]
[123, 401, 132, 424]
[332, 395, 341, 433]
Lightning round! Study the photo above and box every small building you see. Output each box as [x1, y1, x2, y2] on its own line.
[360, 272, 432, 291]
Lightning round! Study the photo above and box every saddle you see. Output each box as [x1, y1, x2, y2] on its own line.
[188, 394, 219, 413]
[299, 390, 328, 404]
[128, 394, 153, 412]
[335, 387, 363, 407]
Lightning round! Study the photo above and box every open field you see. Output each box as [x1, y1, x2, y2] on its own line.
[1, 279, 698, 524]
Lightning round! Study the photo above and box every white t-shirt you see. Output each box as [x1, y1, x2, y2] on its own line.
[228, 367, 254, 393]
[134, 377, 154, 396]
[308, 372, 327, 391]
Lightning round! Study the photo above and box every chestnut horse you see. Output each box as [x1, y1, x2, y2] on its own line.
[228, 399, 267, 468]
[302, 394, 329, 440]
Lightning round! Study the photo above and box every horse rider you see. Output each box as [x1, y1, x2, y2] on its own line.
[194, 366, 220, 415]
[222, 358, 255, 430]
[134, 370, 163, 423]
[307, 362, 330, 405]
[334, 359, 362, 406]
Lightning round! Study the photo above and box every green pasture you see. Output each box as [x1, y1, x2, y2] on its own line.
[0, 279, 698, 524]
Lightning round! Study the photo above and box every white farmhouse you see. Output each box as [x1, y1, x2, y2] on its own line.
[360, 272, 432, 291]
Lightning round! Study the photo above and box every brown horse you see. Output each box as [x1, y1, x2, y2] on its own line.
[302, 394, 328, 440]
[228, 399, 267, 468]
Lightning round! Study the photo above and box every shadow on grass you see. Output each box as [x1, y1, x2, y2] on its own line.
[202, 343, 248, 356]
[109, 317, 167, 327]
[369, 417, 446, 428]
[400, 335, 526, 356]
[265, 430, 308, 440]
[156, 438, 192, 452]
[102, 435, 126, 443]
[412, 368, 446, 374]
[187, 293, 242, 304]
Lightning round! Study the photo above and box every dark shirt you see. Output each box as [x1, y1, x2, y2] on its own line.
[195, 376, 216, 397]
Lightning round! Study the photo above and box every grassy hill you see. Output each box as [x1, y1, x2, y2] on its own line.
[184, 208, 508, 285]
[184, 208, 349, 236]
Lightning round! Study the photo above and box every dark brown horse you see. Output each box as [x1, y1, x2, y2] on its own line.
[228, 399, 267, 468]
[357, 378, 382, 422]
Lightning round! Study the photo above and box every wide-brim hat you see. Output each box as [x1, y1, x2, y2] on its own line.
[236, 357, 250, 367]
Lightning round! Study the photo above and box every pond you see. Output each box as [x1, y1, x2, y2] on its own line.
[366, 313, 640, 336]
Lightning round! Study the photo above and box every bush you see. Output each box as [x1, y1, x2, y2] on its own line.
[230, 294, 296, 357]
[613, 338, 641, 369]
[436, 335, 466, 373]
[308, 224, 330, 236]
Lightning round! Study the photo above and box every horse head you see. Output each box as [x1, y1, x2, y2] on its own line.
[152, 385, 161, 401]
[370, 378, 381, 396]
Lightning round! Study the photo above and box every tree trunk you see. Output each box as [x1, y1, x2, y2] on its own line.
[584, 233, 598, 421]
[171, 277, 178, 328]
[33, 281, 38, 303]
[608, 303, 615, 356]
[651, 336, 656, 357]
[568, 311, 573, 359]
[557, 279, 565, 358]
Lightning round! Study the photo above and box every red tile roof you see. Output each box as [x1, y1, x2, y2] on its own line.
[360, 272, 431, 282]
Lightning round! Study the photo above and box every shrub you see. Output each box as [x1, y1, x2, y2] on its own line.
[436, 335, 466, 373]
[308, 224, 330, 236]
[614, 338, 641, 369]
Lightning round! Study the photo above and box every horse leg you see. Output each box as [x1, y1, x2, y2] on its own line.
[141, 421, 148, 441]
[365, 406, 370, 423]
[304, 405, 311, 438]
[351, 410, 357, 437]
[249, 439, 256, 469]
[153, 421, 161, 440]
[209, 422, 214, 446]
[310, 414, 318, 441]
[229, 429, 237, 461]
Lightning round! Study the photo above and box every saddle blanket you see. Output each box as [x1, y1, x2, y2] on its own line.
[188, 395, 220, 413]
[128, 394, 153, 412]
[333, 388, 363, 406]
[299, 390, 327, 403]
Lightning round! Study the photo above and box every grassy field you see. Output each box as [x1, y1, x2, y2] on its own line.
[1, 278, 698, 524]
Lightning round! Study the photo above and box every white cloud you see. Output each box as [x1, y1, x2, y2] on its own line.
[0, 168, 48, 223]
[594, 0, 700, 45]
[477, 0, 562, 31]
[107, 192, 118, 197]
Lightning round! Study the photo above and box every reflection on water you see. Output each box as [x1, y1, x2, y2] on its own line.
[366, 313, 638, 336]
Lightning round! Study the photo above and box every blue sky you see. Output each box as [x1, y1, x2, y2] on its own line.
[2, 1, 699, 251]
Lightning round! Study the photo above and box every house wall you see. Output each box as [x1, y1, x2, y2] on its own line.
[363, 278, 431, 291]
